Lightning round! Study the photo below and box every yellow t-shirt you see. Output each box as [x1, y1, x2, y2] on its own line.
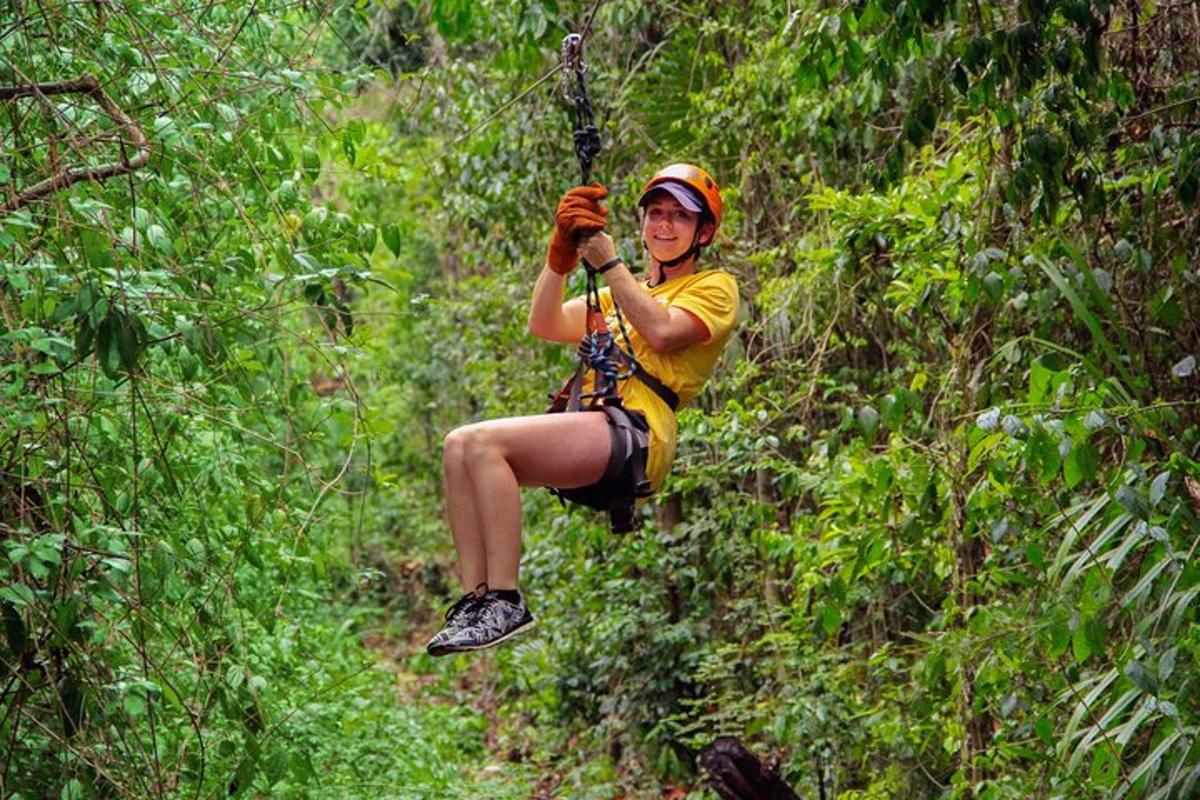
[574, 269, 740, 491]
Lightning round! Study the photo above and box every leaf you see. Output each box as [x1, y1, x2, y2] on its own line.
[1114, 485, 1149, 520]
[1149, 472, 1170, 508]
[1048, 620, 1070, 658]
[1090, 268, 1113, 293]
[1125, 730, 1184, 789]
[857, 405, 879, 439]
[74, 318, 95, 360]
[1063, 442, 1099, 488]
[116, 313, 140, 373]
[96, 313, 121, 379]
[976, 407, 1000, 430]
[79, 228, 113, 272]
[302, 207, 327, 232]
[123, 692, 145, 717]
[1002, 414, 1026, 437]
[301, 147, 321, 182]
[1114, 238, 1133, 262]
[1072, 622, 1093, 663]
[1159, 648, 1178, 682]
[969, 431, 1005, 473]
[293, 252, 322, 273]
[1025, 428, 1061, 483]
[146, 224, 172, 254]
[983, 271, 1003, 300]
[1026, 543, 1046, 571]
[1029, 357, 1066, 404]
[1035, 718, 1054, 747]
[1090, 747, 1119, 788]
[820, 603, 841, 635]
[383, 224, 402, 257]
[243, 541, 265, 570]
[1124, 659, 1160, 696]
[356, 223, 377, 255]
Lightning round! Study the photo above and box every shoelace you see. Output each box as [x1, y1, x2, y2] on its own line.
[445, 582, 488, 622]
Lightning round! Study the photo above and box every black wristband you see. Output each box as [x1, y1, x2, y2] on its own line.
[596, 256, 624, 274]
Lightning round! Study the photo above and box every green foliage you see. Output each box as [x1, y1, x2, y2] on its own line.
[0, 1, 515, 796]
[341, 0, 1200, 796]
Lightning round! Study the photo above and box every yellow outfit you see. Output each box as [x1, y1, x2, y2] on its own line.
[576, 269, 740, 491]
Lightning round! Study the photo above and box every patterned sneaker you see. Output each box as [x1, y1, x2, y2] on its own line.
[435, 590, 535, 654]
[426, 583, 488, 657]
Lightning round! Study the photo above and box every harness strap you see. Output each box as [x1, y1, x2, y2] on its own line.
[631, 362, 680, 412]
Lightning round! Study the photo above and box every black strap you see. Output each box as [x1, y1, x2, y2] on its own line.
[631, 362, 679, 412]
[645, 228, 702, 283]
[595, 256, 623, 274]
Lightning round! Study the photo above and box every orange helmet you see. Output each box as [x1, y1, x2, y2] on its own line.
[638, 163, 723, 235]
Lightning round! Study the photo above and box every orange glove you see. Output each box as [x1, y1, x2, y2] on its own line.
[547, 184, 608, 275]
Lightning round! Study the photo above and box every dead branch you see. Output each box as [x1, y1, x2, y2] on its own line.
[0, 74, 151, 215]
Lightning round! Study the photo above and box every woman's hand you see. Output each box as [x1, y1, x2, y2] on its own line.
[546, 185, 608, 275]
[578, 232, 618, 268]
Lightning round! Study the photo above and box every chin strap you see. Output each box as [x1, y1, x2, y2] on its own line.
[643, 228, 702, 286]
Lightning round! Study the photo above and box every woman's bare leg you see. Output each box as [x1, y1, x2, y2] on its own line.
[442, 431, 489, 592]
[442, 412, 612, 591]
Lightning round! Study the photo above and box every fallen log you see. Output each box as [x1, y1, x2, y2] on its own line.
[699, 736, 802, 800]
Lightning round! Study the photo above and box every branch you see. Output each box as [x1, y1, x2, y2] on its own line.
[0, 74, 151, 215]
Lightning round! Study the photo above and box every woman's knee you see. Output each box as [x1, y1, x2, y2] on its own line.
[444, 423, 496, 465]
[442, 426, 472, 472]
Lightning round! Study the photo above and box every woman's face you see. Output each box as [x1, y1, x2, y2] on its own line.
[641, 194, 704, 263]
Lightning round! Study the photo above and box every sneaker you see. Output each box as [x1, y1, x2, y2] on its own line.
[434, 590, 535, 654]
[426, 583, 488, 657]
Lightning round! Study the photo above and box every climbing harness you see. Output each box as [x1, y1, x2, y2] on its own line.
[546, 30, 680, 533]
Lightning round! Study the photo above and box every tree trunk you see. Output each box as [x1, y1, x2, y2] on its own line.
[699, 737, 802, 800]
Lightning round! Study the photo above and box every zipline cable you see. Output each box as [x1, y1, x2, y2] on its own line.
[451, 0, 607, 148]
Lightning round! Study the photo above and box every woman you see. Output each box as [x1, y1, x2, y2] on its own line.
[427, 164, 739, 656]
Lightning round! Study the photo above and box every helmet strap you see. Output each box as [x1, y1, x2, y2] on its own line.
[645, 229, 702, 287]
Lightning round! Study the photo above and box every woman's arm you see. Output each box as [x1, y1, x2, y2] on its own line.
[528, 264, 587, 343]
[577, 234, 708, 353]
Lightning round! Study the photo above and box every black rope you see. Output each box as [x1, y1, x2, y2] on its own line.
[560, 33, 602, 186]
[558, 20, 646, 411]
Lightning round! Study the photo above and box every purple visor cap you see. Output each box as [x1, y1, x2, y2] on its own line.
[639, 181, 704, 213]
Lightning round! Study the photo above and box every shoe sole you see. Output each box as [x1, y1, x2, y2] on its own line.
[427, 617, 535, 656]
